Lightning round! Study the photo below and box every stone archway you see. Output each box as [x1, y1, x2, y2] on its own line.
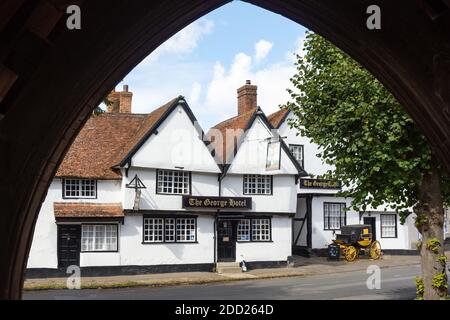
[0, 0, 449, 299]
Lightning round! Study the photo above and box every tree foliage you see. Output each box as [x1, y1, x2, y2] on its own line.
[287, 32, 450, 222]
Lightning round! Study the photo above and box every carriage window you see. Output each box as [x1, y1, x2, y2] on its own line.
[324, 202, 346, 230]
[381, 214, 397, 238]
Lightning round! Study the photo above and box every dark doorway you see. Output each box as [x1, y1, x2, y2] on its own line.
[217, 220, 236, 262]
[363, 217, 377, 241]
[57, 225, 81, 269]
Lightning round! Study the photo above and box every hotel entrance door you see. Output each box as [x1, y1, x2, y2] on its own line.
[217, 220, 236, 262]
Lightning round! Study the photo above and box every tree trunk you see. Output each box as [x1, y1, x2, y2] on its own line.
[414, 165, 447, 300]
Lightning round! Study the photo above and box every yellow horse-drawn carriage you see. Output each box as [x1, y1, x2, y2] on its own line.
[332, 224, 382, 262]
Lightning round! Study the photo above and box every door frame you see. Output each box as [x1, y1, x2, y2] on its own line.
[57, 224, 81, 269]
[363, 216, 377, 241]
[217, 220, 237, 262]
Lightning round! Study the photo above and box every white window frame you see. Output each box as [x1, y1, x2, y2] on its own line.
[63, 179, 97, 199]
[143, 217, 197, 243]
[81, 224, 118, 252]
[156, 170, 190, 195]
[243, 175, 272, 195]
[237, 219, 251, 241]
[251, 218, 271, 241]
[143, 218, 164, 243]
[324, 202, 346, 230]
[381, 214, 398, 238]
[289, 144, 304, 168]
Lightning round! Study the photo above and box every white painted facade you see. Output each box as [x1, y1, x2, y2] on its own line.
[277, 110, 420, 251]
[27, 101, 298, 273]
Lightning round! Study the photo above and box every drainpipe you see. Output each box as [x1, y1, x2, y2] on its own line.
[214, 172, 223, 270]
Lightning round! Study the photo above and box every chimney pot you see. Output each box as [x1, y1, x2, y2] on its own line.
[106, 85, 132, 113]
[237, 81, 257, 115]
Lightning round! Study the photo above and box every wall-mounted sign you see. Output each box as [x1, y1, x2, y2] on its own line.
[266, 140, 281, 171]
[300, 178, 341, 189]
[182, 196, 252, 210]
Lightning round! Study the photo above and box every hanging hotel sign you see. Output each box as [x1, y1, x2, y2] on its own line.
[182, 196, 252, 210]
[299, 178, 341, 190]
[266, 140, 281, 171]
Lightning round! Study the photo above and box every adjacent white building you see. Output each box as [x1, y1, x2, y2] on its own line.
[27, 82, 420, 278]
[268, 108, 420, 255]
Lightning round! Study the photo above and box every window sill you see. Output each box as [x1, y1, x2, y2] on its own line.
[81, 250, 119, 253]
[236, 240, 273, 243]
[141, 241, 199, 245]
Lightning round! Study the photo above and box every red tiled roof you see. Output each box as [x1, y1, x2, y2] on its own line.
[267, 108, 290, 129]
[207, 107, 257, 165]
[54, 203, 123, 218]
[56, 97, 178, 179]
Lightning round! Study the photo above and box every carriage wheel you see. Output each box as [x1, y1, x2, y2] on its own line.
[369, 240, 382, 260]
[344, 245, 358, 262]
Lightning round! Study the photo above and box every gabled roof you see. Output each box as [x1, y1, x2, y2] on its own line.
[117, 96, 209, 168]
[208, 107, 257, 166]
[207, 107, 307, 176]
[56, 113, 148, 179]
[56, 96, 184, 180]
[268, 108, 291, 129]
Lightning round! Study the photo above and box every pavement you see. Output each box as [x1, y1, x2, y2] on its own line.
[23, 254, 423, 292]
[24, 264, 426, 300]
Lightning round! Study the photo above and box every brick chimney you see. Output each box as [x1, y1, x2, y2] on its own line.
[106, 85, 132, 113]
[237, 80, 257, 115]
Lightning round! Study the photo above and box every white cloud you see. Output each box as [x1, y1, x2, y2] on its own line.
[141, 19, 215, 64]
[188, 82, 202, 106]
[254, 40, 273, 63]
[198, 40, 301, 129]
[286, 34, 307, 63]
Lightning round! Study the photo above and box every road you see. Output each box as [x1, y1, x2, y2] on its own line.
[24, 264, 424, 300]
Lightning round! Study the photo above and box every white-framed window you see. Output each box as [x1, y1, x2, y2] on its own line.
[324, 202, 346, 230]
[81, 224, 118, 252]
[381, 214, 397, 238]
[156, 170, 190, 195]
[289, 144, 304, 168]
[251, 218, 271, 241]
[143, 218, 164, 242]
[63, 179, 97, 198]
[237, 219, 251, 241]
[243, 175, 272, 195]
[176, 218, 196, 242]
[165, 218, 176, 242]
[143, 217, 196, 243]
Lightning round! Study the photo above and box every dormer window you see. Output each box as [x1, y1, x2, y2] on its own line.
[63, 179, 97, 199]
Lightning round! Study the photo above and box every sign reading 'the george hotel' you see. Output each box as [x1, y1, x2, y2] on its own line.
[300, 178, 341, 190]
[182, 196, 252, 210]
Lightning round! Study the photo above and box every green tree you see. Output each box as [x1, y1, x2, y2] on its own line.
[287, 32, 449, 300]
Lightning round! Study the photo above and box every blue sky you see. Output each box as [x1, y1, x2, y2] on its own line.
[117, 1, 307, 130]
